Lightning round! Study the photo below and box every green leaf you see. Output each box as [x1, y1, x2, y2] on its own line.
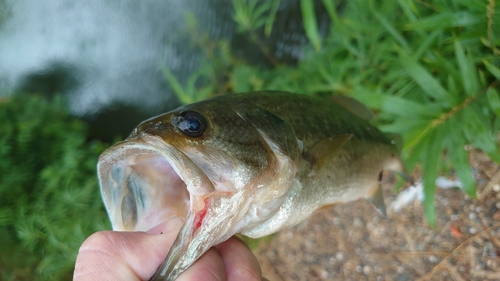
[264, 0, 281, 36]
[402, 130, 428, 173]
[414, 30, 440, 60]
[372, 10, 410, 51]
[382, 96, 442, 118]
[462, 105, 500, 162]
[422, 127, 444, 227]
[396, 0, 419, 23]
[300, 0, 322, 52]
[405, 11, 481, 30]
[483, 59, 500, 80]
[251, 2, 271, 28]
[448, 135, 476, 197]
[322, 0, 340, 25]
[441, 115, 476, 196]
[487, 87, 500, 118]
[161, 65, 192, 104]
[399, 51, 452, 104]
[379, 117, 429, 135]
[455, 40, 479, 96]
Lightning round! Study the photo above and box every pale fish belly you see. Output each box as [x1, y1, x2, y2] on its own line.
[243, 139, 401, 238]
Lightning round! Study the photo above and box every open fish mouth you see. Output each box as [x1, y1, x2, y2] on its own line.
[97, 133, 214, 232]
[98, 132, 254, 279]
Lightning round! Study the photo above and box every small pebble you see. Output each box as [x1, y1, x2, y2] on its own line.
[356, 265, 363, 273]
[398, 266, 405, 273]
[428, 255, 438, 263]
[476, 206, 483, 212]
[363, 265, 371, 275]
[469, 227, 477, 234]
[335, 252, 345, 261]
[329, 257, 335, 264]
[469, 213, 477, 220]
[493, 184, 500, 192]
[496, 202, 500, 209]
[354, 218, 363, 227]
[320, 270, 329, 279]
[487, 259, 498, 268]
[451, 214, 458, 221]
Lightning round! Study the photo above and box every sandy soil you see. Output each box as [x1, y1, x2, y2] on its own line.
[252, 151, 500, 280]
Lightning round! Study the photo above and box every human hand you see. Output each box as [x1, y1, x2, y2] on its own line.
[73, 217, 264, 281]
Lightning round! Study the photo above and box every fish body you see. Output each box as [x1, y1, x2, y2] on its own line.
[97, 91, 406, 280]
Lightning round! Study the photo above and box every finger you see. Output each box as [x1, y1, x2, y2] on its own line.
[176, 247, 226, 281]
[215, 236, 262, 281]
[73, 217, 182, 281]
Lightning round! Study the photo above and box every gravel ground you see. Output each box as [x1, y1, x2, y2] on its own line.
[252, 151, 500, 280]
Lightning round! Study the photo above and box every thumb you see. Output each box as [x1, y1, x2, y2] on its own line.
[73, 217, 183, 281]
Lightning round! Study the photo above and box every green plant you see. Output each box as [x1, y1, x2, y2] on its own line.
[0, 95, 110, 280]
[165, 0, 500, 227]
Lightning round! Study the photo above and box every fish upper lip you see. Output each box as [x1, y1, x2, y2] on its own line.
[97, 132, 214, 231]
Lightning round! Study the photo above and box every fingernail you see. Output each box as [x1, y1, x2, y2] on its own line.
[145, 216, 183, 235]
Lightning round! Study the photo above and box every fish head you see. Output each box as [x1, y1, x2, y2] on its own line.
[97, 98, 299, 279]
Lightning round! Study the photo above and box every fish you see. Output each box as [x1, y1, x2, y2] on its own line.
[97, 91, 409, 280]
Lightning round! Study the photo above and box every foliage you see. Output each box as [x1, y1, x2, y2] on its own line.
[166, 0, 500, 227]
[0, 95, 110, 280]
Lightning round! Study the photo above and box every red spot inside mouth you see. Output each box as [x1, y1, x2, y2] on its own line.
[193, 199, 209, 233]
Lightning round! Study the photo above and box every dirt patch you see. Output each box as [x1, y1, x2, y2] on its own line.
[253, 152, 500, 280]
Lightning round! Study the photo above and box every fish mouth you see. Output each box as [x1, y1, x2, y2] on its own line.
[97, 133, 214, 232]
[98, 133, 248, 279]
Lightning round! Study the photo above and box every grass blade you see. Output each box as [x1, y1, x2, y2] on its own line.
[446, 117, 476, 197]
[264, 0, 281, 36]
[455, 40, 479, 96]
[322, 0, 340, 26]
[422, 127, 444, 227]
[399, 51, 451, 103]
[300, 0, 322, 52]
[414, 30, 440, 60]
[405, 11, 481, 30]
[161, 65, 191, 104]
[487, 87, 500, 118]
[372, 10, 410, 51]
[382, 96, 442, 118]
[483, 59, 500, 80]
[463, 105, 500, 163]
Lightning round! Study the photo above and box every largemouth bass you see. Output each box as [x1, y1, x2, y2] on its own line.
[97, 91, 408, 280]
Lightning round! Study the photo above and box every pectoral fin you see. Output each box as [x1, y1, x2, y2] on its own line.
[367, 184, 387, 217]
[304, 134, 353, 169]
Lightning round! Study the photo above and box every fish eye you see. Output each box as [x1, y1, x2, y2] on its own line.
[176, 111, 207, 137]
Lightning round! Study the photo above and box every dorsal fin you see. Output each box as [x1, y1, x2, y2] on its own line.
[303, 134, 353, 169]
[329, 95, 374, 121]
